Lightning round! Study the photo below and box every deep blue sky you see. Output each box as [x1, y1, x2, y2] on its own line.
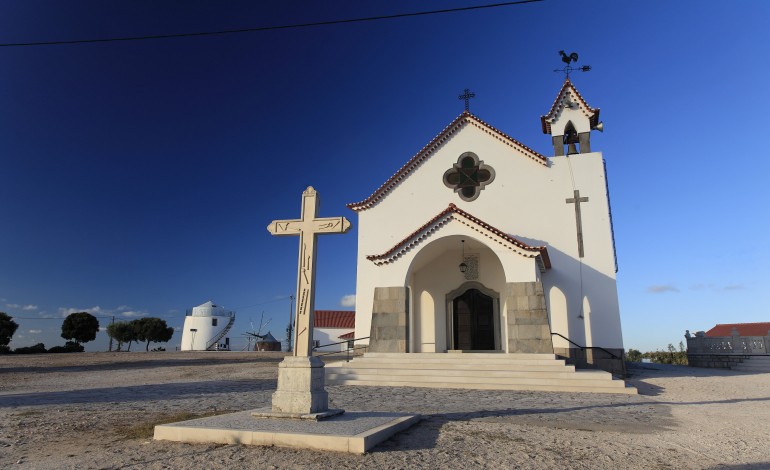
[1, 1, 768, 352]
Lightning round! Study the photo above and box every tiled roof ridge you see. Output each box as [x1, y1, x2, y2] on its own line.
[365, 203, 550, 268]
[704, 322, 770, 337]
[540, 77, 600, 134]
[314, 310, 355, 328]
[347, 112, 547, 212]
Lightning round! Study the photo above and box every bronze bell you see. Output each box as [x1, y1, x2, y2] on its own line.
[567, 142, 579, 155]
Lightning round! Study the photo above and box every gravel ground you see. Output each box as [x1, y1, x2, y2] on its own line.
[1, 352, 768, 469]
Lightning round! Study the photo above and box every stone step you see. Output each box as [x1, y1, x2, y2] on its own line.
[324, 353, 634, 394]
[326, 361, 576, 372]
[363, 352, 558, 360]
[327, 378, 637, 395]
[340, 357, 569, 367]
[327, 368, 614, 381]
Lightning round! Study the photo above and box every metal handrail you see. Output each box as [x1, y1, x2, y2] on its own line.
[313, 336, 370, 362]
[550, 332, 620, 360]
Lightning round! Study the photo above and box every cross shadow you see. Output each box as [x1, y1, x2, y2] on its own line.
[0, 379, 276, 408]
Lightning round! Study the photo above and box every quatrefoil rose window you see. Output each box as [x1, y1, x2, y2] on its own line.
[442, 152, 495, 202]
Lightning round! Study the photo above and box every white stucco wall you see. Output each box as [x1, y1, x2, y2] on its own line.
[313, 327, 352, 352]
[180, 302, 234, 351]
[352, 117, 623, 350]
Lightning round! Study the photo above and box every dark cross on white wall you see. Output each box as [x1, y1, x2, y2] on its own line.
[458, 88, 475, 112]
[566, 190, 589, 258]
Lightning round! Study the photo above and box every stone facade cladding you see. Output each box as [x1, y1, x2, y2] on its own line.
[368, 287, 409, 353]
[505, 281, 553, 354]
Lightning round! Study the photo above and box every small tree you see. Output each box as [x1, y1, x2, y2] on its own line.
[0, 312, 19, 353]
[61, 312, 100, 346]
[133, 318, 174, 351]
[107, 321, 138, 351]
[626, 348, 642, 362]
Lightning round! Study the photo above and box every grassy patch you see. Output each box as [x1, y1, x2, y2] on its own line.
[116, 410, 232, 440]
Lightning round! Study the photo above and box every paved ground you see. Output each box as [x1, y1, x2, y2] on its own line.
[1, 352, 768, 469]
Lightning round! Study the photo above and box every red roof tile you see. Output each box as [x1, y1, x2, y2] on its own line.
[366, 203, 551, 270]
[338, 331, 355, 340]
[705, 323, 770, 337]
[540, 78, 600, 134]
[314, 310, 355, 329]
[347, 112, 547, 212]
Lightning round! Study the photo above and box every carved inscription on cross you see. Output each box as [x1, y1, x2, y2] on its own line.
[267, 186, 351, 357]
[566, 190, 589, 258]
[458, 88, 475, 112]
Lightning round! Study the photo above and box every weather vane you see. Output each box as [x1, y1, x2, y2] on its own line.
[458, 88, 475, 112]
[554, 50, 591, 78]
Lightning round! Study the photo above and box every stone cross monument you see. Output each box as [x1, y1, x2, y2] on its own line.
[265, 186, 351, 416]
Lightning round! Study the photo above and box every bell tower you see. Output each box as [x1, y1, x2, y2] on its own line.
[540, 78, 603, 156]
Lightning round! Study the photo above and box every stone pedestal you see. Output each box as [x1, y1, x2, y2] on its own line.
[505, 281, 554, 354]
[271, 356, 329, 415]
[368, 286, 410, 353]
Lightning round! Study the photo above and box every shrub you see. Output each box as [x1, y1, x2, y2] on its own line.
[48, 341, 85, 353]
[14, 343, 47, 354]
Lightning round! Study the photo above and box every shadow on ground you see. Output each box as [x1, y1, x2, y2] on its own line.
[0, 379, 276, 407]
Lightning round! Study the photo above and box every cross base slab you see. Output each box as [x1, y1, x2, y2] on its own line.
[251, 408, 344, 421]
[154, 409, 421, 454]
[271, 356, 329, 414]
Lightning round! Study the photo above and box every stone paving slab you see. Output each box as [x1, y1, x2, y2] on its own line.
[154, 408, 421, 454]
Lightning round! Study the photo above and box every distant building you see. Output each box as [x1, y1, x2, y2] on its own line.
[255, 331, 282, 351]
[180, 301, 235, 351]
[686, 322, 770, 369]
[313, 310, 355, 352]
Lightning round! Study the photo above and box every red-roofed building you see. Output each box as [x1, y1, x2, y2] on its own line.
[686, 322, 770, 369]
[312, 310, 355, 352]
[705, 323, 770, 337]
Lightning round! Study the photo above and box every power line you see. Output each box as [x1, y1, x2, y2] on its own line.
[230, 296, 291, 311]
[0, 1, 543, 48]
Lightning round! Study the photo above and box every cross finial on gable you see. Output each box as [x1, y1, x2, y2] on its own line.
[458, 88, 475, 112]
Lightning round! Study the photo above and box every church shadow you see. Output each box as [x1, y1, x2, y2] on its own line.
[368, 393, 770, 452]
[0, 379, 276, 408]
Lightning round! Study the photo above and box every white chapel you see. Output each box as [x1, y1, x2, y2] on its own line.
[346, 78, 626, 376]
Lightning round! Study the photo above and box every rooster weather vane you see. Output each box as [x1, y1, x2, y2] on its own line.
[554, 50, 591, 77]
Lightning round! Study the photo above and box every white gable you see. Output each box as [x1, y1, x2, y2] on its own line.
[351, 84, 623, 358]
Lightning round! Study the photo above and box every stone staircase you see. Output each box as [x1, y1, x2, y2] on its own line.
[732, 356, 770, 372]
[325, 352, 636, 394]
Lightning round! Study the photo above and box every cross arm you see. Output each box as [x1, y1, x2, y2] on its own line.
[267, 219, 302, 236]
[313, 217, 352, 234]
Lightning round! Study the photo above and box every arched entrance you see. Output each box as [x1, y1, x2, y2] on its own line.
[446, 282, 501, 351]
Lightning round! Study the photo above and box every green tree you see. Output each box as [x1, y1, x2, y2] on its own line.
[107, 321, 138, 351]
[626, 348, 642, 362]
[61, 312, 100, 346]
[0, 312, 19, 353]
[132, 318, 174, 351]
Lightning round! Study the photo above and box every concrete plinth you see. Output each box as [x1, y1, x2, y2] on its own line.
[271, 356, 330, 414]
[154, 409, 421, 454]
